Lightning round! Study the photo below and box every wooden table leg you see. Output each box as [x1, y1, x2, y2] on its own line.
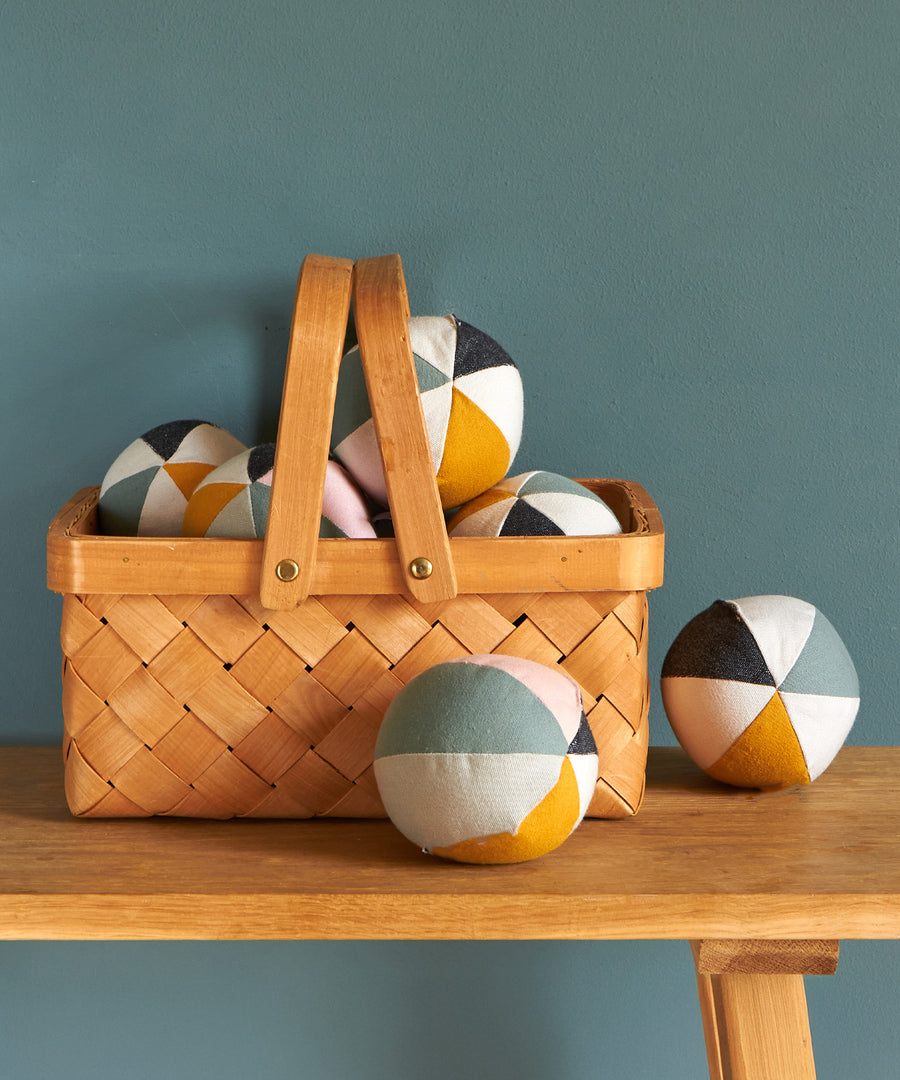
[690, 940, 839, 1080]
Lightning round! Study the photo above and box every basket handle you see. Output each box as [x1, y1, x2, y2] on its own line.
[260, 253, 458, 609]
[260, 254, 354, 609]
[353, 254, 457, 603]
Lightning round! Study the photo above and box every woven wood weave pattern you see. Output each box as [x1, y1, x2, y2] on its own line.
[60, 589, 649, 819]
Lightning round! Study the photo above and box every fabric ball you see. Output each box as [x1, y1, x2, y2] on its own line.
[183, 449, 376, 540]
[661, 595, 860, 791]
[98, 420, 246, 536]
[331, 315, 524, 510]
[447, 471, 622, 537]
[374, 654, 598, 864]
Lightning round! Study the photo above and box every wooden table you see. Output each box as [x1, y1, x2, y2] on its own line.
[2, 746, 897, 1079]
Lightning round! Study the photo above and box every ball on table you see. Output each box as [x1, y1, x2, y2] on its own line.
[661, 595, 859, 790]
[447, 471, 622, 537]
[98, 419, 246, 536]
[374, 654, 598, 863]
[183, 449, 376, 539]
[331, 315, 524, 510]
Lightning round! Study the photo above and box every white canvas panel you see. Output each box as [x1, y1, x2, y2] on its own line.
[374, 752, 564, 850]
[523, 491, 622, 536]
[100, 439, 162, 491]
[408, 315, 457, 378]
[780, 690, 860, 780]
[140, 468, 188, 536]
[418, 383, 453, 470]
[729, 595, 816, 686]
[173, 424, 245, 464]
[453, 365, 524, 458]
[334, 418, 388, 505]
[660, 677, 775, 769]
[449, 497, 515, 537]
[569, 752, 600, 820]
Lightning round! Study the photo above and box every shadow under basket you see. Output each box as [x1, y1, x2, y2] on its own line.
[46, 255, 664, 820]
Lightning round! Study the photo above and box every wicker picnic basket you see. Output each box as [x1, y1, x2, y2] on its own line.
[46, 254, 664, 819]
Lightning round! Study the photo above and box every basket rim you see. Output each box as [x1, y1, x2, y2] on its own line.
[47, 478, 664, 600]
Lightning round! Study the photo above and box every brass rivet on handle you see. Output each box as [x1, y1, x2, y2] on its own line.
[409, 557, 433, 580]
[275, 558, 300, 582]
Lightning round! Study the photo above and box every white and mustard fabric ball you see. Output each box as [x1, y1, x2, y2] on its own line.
[661, 595, 860, 790]
[98, 419, 246, 536]
[331, 315, 524, 510]
[183, 449, 375, 540]
[374, 655, 598, 864]
[447, 471, 622, 537]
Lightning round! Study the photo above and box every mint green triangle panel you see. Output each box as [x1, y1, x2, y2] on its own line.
[330, 348, 372, 446]
[413, 351, 452, 394]
[209, 488, 255, 538]
[375, 663, 570, 758]
[516, 471, 603, 500]
[97, 467, 158, 534]
[779, 609, 860, 697]
[249, 481, 272, 538]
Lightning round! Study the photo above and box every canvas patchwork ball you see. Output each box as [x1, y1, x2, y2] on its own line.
[183, 449, 376, 540]
[331, 315, 524, 510]
[98, 419, 246, 536]
[374, 654, 599, 864]
[661, 595, 860, 790]
[447, 471, 622, 537]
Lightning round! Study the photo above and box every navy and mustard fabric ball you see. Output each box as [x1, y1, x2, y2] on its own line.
[182, 443, 276, 538]
[448, 471, 622, 537]
[661, 595, 859, 790]
[331, 315, 524, 510]
[182, 448, 376, 540]
[98, 419, 246, 536]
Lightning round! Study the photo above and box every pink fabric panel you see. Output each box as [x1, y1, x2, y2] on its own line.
[322, 460, 376, 538]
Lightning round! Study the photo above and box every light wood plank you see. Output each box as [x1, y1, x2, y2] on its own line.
[691, 939, 837, 1078]
[692, 939, 839, 976]
[695, 968, 726, 1080]
[1, 747, 898, 941]
[707, 972, 817, 1080]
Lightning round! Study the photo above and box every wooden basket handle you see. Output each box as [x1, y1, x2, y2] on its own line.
[353, 255, 457, 603]
[260, 254, 354, 609]
[260, 253, 457, 609]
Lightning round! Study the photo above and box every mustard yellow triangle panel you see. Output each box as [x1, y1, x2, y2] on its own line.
[182, 482, 246, 537]
[436, 388, 511, 508]
[164, 461, 216, 499]
[706, 692, 810, 790]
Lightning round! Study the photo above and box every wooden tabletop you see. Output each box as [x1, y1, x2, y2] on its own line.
[1, 746, 897, 941]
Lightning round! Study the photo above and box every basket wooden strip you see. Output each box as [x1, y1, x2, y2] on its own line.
[259, 255, 353, 608]
[48, 253, 663, 820]
[47, 480, 664, 598]
[59, 586, 650, 819]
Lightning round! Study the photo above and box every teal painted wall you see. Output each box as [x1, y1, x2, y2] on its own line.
[2, 1, 897, 1076]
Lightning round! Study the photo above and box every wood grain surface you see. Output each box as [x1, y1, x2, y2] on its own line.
[1, 746, 897, 940]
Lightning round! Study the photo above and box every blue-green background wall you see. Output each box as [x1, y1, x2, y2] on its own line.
[2, 2, 897, 1077]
